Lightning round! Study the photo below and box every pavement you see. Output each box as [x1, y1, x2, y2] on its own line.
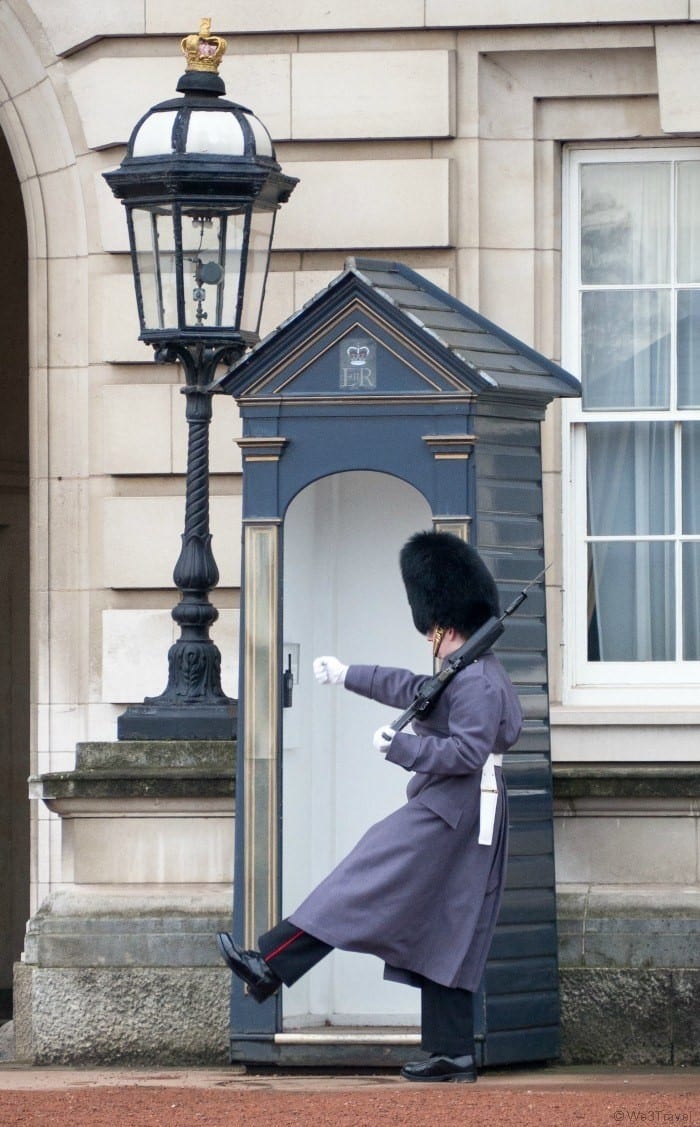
[0, 1064, 699, 1090]
[1, 1021, 699, 1095]
[0, 1059, 699, 1092]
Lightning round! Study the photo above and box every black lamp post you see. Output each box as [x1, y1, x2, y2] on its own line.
[104, 20, 297, 739]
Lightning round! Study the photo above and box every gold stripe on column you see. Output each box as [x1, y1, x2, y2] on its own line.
[242, 522, 280, 949]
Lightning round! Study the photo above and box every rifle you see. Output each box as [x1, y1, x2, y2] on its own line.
[388, 565, 550, 734]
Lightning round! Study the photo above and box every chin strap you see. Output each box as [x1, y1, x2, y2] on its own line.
[431, 626, 445, 659]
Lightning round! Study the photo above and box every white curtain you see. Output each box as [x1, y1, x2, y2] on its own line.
[581, 161, 675, 660]
[677, 161, 700, 285]
[682, 423, 700, 659]
[586, 423, 675, 661]
[581, 289, 670, 410]
[677, 166, 700, 655]
[581, 161, 669, 287]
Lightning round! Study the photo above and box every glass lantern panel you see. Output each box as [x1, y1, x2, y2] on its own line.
[245, 114, 274, 159]
[130, 204, 178, 331]
[185, 112, 246, 156]
[180, 208, 246, 330]
[240, 208, 276, 336]
[131, 111, 178, 158]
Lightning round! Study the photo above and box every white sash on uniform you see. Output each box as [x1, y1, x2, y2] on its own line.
[478, 753, 503, 846]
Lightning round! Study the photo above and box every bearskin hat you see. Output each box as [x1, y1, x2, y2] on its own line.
[399, 530, 499, 636]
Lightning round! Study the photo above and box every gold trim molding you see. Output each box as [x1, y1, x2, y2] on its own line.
[422, 434, 476, 460]
[242, 523, 280, 945]
[433, 518, 472, 541]
[237, 437, 288, 463]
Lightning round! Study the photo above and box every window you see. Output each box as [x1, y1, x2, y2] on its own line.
[563, 148, 700, 704]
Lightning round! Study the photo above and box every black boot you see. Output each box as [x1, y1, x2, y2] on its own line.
[216, 932, 282, 1002]
[401, 1054, 477, 1083]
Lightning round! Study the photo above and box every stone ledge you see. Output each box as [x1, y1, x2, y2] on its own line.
[22, 888, 233, 969]
[29, 770, 235, 802]
[29, 740, 237, 803]
[553, 762, 700, 800]
[75, 740, 236, 770]
[557, 886, 700, 969]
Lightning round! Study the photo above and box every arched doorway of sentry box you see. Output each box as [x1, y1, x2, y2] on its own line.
[281, 470, 431, 1033]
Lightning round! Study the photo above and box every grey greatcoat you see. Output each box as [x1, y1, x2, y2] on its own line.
[289, 653, 523, 991]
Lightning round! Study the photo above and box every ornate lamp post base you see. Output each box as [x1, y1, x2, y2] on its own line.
[117, 699, 236, 741]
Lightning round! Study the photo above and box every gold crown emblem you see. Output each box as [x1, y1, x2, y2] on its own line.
[181, 18, 227, 74]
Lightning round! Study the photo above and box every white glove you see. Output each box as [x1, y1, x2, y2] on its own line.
[313, 656, 348, 685]
[373, 725, 396, 754]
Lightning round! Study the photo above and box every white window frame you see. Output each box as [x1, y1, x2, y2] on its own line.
[562, 143, 700, 708]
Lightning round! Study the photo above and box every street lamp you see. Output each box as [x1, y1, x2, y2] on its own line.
[104, 20, 297, 739]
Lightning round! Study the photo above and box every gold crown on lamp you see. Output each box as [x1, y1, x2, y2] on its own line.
[181, 18, 227, 74]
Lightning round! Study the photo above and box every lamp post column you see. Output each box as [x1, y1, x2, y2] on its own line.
[118, 346, 239, 739]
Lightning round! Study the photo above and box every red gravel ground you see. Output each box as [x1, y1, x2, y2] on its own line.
[1, 1073, 699, 1126]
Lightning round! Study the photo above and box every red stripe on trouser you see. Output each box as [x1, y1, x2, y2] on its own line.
[264, 929, 305, 963]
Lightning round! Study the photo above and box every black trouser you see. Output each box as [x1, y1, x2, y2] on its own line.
[258, 919, 475, 1058]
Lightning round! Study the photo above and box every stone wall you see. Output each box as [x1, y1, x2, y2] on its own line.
[16, 740, 234, 1064]
[555, 765, 700, 1064]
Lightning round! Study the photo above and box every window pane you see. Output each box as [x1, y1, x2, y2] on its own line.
[240, 209, 275, 336]
[181, 212, 223, 328]
[682, 422, 700, 533]
[130, 205, 176, 331]
[582, 290, 670, 409]
[218, 212, 246, 328]
[581, 162, 670, 285]
[587, 422, 674, 536]
[682, 543, 700, 659]
[677, 290, 700, 407]
[677, 162, 700, 282]
[587, 541, 675, 661]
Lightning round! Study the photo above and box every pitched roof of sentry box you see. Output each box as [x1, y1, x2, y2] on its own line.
[346, 258, 580, 398]
[214, 257, 581, 401]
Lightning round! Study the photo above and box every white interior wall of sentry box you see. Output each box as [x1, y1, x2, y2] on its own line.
[281, 471, 432, 1027]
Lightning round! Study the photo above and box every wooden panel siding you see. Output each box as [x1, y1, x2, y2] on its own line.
[473, 407, 559, 1066]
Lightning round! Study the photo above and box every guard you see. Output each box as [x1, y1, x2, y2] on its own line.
[218, 530, 522, 1082]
